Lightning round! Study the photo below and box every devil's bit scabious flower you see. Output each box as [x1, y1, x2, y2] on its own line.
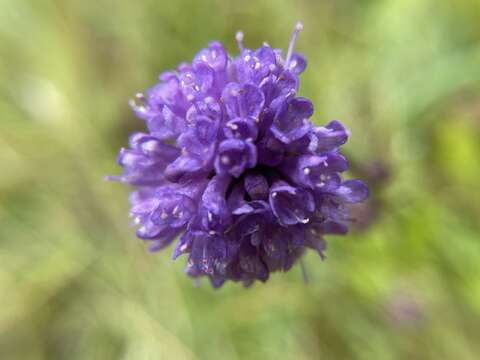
[109, 23, 368, 287]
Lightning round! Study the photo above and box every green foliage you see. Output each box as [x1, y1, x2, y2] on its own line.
[1, 0, 479, 359]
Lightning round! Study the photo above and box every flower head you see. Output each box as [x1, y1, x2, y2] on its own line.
[109, 23, 368, 287]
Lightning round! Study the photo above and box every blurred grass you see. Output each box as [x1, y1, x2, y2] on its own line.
[1, 0, 480, 359]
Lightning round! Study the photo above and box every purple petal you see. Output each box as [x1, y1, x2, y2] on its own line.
[269, 182, 315, 226]
[314, 120, 349, 152]
[334, 179, 369, 203]
[193, 42, 228, 72]
[164, 154, 205, 182]
[201, 175, 231, 232]
[214, 139, 257, 178]
[271, 97, 313, 144]
[288, 53, 307, 75]
[244, 173, 269, 200]
[223, 117, 258, 141]
[257, 136, 285, 166]
[185, 97, 222, 123]
[221, 83, 265, 120]
[150, 192, 196, 228]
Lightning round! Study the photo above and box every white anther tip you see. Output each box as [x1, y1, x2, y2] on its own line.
[295, 22, 304, 31]
[235, 31, 244, 41]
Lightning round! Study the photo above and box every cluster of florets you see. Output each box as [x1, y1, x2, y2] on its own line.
[110, 24, 368, 287]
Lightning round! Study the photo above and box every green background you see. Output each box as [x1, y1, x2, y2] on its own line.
[1, 0, 480, 359]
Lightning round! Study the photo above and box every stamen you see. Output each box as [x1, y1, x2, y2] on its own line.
[286, 22, 303, 67]
[235, 31, 244, 51]
[129, 93, 147, 113]
[172, 205, 180, 215]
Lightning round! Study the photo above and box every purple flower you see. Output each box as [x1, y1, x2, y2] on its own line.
[271, 97, 313, 144]
[109, 23, 368, 287]
[269, 182, 315, 226]
[215, 139, 257, 178]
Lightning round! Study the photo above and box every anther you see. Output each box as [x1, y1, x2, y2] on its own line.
[221, 155, 231, 165]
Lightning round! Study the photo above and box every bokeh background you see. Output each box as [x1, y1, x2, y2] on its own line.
[1, 0, 480, 359]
